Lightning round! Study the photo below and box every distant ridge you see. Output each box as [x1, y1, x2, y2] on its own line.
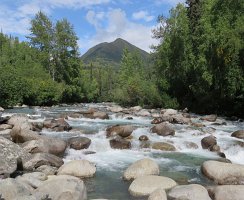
[81, 38, 150, 66]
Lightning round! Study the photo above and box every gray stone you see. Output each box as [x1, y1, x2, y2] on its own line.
[129, 175, 177, 197]
[57, 160, 96, 178]
[0, 124, 12, 131]
[148, 188, 167, 200]
[201, 135, 217, 149]
[36, 165, 57, 176]
[151, 122, 175, 136]
[106, 125, 135, 138]
[23, 153, 64, 171]
[68, 136, 91, 150]
[201, 160, 244, 184]
[123, 158, 159, 181]
[109, 138, 131, 149]
[152, 142, 176, 151]
[0, 136, 30, 176]
[231, 130, 244, 139]
[211, 185, 244, 200]
[33, 175, 87, 200]
[200, 114, 217, 122]
[16, 172, 47, 189]
[167, 184, 211, 200]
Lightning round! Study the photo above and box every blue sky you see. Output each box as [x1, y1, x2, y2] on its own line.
[0, 0, 184, 55]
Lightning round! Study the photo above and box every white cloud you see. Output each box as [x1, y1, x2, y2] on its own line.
[0, 0, 111, 35]
[155, 0, 185, 6]
[86, 10, 105, 29]
[132, 11, 154, 22]
[83, 8, 159, 53]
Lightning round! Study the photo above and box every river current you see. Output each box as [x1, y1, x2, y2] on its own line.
[3, 103, 244, 199]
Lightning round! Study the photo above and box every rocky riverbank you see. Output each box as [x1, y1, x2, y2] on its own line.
[0, 103, 243, 199]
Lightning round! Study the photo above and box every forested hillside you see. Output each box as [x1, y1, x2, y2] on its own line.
[0, 0, 243, 117]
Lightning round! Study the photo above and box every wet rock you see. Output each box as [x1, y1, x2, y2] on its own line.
[191, 122, 205, 128]
[123, 158, 159, 181]
[68, 136, 91, 150]
[69, 113, 82, 118]
[210, 185, 244, 200]
[139, 135, 149, 141]
[109, 138, 131, 149]
[201, 135, 217, 149]
[57, 160, 96, 178]
[23, 153, 64, 171]
[33, 175, 87, 200]
[151, 117, 164, 124]
[152, 142, 176, 151]
[129, 175, 177, 197]
[43, 118, 71, 132]
[151, 122, 175, 136]
[126, 116, 133, 120]
[106, 125, 135, 138]
[201, 160, 244, 184]
[0, 136, 30, 176]
[131, 106, 142, 112]
[231, 130, 244, 139]
[78, 109, 109, 120]
[167, 184, 211, 200]
[0, 124, 13, 130]
[22, 137, 66, 156]
[0, 178, 33, 199]
[140, 141, 151, 149]
[184, 141, 198, 149]
[210, 144, 220, 152]
[200, 114, 217, 122]
[148, 187, 167, 200]
[16, 172, 47, 189]
[36, 165, 57, 176]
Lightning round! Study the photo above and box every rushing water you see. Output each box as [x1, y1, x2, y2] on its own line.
[3, 103, 244, 199]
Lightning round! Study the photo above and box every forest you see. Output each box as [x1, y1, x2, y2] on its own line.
[0, 0, 243, 118]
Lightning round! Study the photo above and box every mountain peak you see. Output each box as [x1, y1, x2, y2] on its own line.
[81, 38, 149, 66]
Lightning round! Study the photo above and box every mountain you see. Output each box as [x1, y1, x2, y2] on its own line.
[81, 38, 150, 67]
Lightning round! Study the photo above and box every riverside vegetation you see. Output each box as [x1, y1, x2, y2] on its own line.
[0, 0, 243, 118]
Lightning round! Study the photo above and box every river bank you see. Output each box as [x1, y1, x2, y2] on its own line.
[0, 103, 244, 199]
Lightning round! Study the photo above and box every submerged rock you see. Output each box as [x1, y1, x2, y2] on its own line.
[139, 135, 149, 141]
[57, 160, 96, 178]
[231, 130, 244, 139]
[151, 122, 175, 136]
[201, 160, 244, 184]
[167, 184, 211, 200]
[129, 175, 177, 197]
[123, 158, 159, 181]
[152, 142, 176, 151]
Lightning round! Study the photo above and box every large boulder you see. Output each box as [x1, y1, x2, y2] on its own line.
[0, 178, 33, 199]
[16, 172, 47, 189]
[151, 122, 175, 136]
[0, 136, 30, 176]
[57, 160, 96, 178]
[231, 130, 244, 139]
[21, 137, 66, 156]
[23, 153, 64, 171]
[136, 109, 151, 117]
[0, 129, 12, 139]
[123, 158, 159, 181]
[167, 184, 211, 200]
[33, 175, 87, 200]
[106, 125, 135, 138]
[162, 109, 178, 116]
[110, 106, 123, 113]
[10, 126, 40, 143]
[201, 160, 244, 184]
[172, 114, 192, 125]
[152, 142, 176, 151]
[210, 185, 244, 200]
[36, 165, 57, 176]
[8, 114, 30, 129]
[43, 118, 71, 132]
[129, 175, 177, 197]
[200, 114, 217, 122]
[68, 137, 91, 150]
[148, 187, 167, 200]
[201, 135, 217, 149]
[78, 109, 109, 120]
[0, 124, 13, 131]
[109, 138, 131, 149]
